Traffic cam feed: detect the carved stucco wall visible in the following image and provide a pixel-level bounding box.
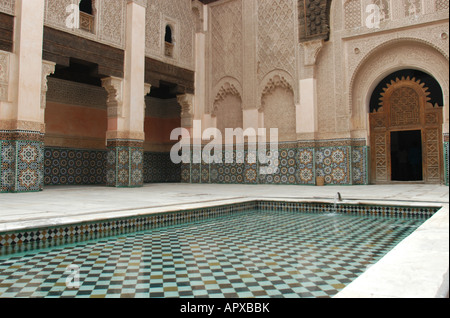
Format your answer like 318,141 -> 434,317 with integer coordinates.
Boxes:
43,0 -> 196,70
6,0 -> 449,140
214,95 -> 243,137
208,0 -> 299,129
257,0 -> 297,83
44,0 -> 126,49
210,0 -> 243,90
0,0 -> 14,15
313,0 -> 449,140
145,0 -> 195,71
263,87 -> 296,142
208,0 -> 243,123
350,39 -> 449,135
342,0 -> 449,29
0,51 -> 9,102
205,0 -> 448,140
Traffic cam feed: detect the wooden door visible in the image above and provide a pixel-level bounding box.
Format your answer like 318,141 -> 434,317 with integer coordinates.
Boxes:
369,77 -> 443,184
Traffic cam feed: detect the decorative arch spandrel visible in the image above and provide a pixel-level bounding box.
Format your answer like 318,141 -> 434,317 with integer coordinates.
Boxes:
369,76 -> 444,184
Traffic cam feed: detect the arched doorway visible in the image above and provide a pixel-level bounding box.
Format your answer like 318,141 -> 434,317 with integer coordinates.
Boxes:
369,70 -> 444,184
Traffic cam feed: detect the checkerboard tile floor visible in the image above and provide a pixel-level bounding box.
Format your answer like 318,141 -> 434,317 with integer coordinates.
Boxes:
0,211 -> 424,298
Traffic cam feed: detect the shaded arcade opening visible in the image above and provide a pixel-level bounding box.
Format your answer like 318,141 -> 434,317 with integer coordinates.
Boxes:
44,59 -> 184,187
44,58 -> 108,186
143,81 -> 182,183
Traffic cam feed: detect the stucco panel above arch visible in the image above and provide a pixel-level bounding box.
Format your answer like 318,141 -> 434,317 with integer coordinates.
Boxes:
210,76 -> 243,116
350,39 -> 449,135
258,70 -> 297,111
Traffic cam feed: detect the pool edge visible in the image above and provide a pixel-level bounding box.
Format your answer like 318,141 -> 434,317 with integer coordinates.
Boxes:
334,204 -> 449,298
0,199 -> 447,298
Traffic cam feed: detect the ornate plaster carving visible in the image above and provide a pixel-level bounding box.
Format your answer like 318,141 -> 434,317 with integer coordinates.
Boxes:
145,0 -> 195,70
211,81 -> 242,116
44,0 -> 126,49
40,60 -> 56,110
191,0 -> 204,33
101,76 -> 124,118
0,51 -> 9,102
0,0 -> 14,15
260,73 -> 295,111
258,0 -> 296,82
210,0 -> 243,86
177,93 -> 194,128
350,39 -> 449,133
300,39 -> 325,66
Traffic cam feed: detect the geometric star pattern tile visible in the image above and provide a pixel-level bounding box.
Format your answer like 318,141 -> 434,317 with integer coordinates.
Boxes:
181,143 -> 370,186
44,148 -> 107,186
0,138 -> 44,193
444,140 -> 449,186
143,152 -> 181,183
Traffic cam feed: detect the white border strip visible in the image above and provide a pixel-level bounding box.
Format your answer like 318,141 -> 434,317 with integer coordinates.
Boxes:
335,204 -> 449,298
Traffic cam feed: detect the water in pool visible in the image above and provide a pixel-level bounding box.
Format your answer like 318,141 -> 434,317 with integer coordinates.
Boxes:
0,211 -> 424,298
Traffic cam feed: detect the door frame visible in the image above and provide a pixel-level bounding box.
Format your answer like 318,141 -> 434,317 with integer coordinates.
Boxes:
369,77 -> 443,184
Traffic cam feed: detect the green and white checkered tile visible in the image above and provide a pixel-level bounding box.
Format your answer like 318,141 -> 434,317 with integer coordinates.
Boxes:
0,211 -> 424,298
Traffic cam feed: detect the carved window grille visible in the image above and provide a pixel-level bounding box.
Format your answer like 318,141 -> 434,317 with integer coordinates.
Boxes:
164,25 -> 174,58
436,0 -> 449,11
79,0 -> 95,34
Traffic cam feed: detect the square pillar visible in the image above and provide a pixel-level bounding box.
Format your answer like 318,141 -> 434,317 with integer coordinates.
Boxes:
0,0 -> 46,193
106,139 -> 144,188
102,0 -> 147,188
1,131 -> 45,193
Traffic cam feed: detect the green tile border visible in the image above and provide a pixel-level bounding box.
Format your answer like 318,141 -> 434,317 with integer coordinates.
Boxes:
0,200 -> 440,257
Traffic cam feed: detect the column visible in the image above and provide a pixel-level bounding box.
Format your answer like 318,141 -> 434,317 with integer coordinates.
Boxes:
0,0 -> 46,193
103,0 -> 147,188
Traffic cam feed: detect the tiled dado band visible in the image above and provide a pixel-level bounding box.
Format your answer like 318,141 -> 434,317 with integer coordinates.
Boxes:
44,148 -> 107,186
106,140 -> 144,188
0,130 -> 45,193
0,201 -> 439,256
44,148 -> 180,186
444,133 -> 449,186
144,152 -> 181,183
182,140 -> 369,186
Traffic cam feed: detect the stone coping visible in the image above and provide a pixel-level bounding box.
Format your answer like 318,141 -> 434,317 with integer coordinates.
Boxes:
0,197 -> 442,233
335,204 -> 449,298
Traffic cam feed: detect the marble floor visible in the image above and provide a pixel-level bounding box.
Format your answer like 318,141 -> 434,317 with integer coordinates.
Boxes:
0,183 -> 448,232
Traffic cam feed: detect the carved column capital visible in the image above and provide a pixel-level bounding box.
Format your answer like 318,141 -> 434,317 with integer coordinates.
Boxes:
144,83 -> 152,96
143,83 -> 151,116
101,76 -> 124,118
177,93 -> 195,128
40,60 -> 56,110
300,39 -> 324,66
